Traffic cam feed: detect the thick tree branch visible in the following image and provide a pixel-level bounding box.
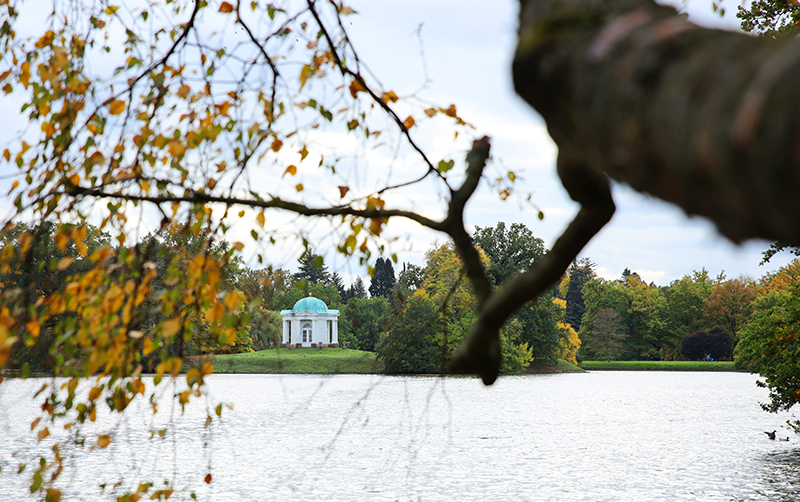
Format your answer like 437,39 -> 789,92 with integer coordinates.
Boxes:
514,0 -> 800,247
451,152 -> 615,385
442,136 -> 494,307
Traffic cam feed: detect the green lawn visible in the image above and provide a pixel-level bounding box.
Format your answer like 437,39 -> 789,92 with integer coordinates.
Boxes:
579,360 -> 742,371
206,347 -> 384,374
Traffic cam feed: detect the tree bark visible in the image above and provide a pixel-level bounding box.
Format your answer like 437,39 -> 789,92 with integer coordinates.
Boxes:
514,0 -> 800,246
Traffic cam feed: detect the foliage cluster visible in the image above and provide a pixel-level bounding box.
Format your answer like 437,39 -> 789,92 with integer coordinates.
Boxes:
577,268 -> 757,362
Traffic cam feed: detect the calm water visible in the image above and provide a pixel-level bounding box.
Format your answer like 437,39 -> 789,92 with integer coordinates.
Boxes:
1,371 -> 798,501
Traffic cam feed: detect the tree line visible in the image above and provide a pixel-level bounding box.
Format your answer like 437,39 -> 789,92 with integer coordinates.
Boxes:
2,221 -> 582,374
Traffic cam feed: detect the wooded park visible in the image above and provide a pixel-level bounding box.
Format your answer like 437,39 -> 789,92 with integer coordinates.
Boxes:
3,0 -> 800,499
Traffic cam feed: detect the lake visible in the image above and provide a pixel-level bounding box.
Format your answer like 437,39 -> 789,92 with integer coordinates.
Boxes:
1,371 -> 798,501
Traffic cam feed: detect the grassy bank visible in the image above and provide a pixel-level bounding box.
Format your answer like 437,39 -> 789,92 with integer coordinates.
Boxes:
525,359 -> 585,373
205,348 -> 383,374
579,360 -> 742,371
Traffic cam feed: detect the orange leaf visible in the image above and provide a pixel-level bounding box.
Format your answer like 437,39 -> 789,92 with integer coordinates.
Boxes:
108,100 -> 125,115
219,1 -> 234,13
271,138 -> 283,152
424,107 -> 437,117
204,473 -> 212,484
338,186 -> 349,198
402,116 -> 415,129
38,427 -> 50,441
381,91 -> 398,104
283,165 -> 297,177
348,78 -> 366,98
96,435 -> 111,448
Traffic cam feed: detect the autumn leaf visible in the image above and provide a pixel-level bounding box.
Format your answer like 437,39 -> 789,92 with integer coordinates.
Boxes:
57,257 -> 75,271
283,165 -> 297,177
271,138 -> 283,152
424,107 -> 437,117
204,473 -> 212,484
338,186 -> 349,198
219,2 -> 234,13
348,78 -> 366,98
108,100 -> 126,115
299,65 -> 314,90
96,435 -> 111,448
381,91 -> 398,104
403,116 -> 415,129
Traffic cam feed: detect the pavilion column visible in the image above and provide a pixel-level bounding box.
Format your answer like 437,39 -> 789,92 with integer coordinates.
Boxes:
282,320 -> 289,344
291,319 -> 299,344
333,319 -> 339,344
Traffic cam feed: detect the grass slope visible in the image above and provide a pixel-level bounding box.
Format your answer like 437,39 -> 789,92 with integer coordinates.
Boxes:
524,359 -> 585,373
207,348 -> 383,374
579,360 -> 741,371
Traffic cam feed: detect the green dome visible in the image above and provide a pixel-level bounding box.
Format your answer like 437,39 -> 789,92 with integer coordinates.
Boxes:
292,296 -> 329,314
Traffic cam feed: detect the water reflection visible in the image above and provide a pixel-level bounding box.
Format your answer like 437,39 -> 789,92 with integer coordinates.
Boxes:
1,372 -> 800,501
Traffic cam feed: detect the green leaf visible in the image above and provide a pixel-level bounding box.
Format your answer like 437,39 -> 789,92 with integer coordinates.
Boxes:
437,159 -> 454,173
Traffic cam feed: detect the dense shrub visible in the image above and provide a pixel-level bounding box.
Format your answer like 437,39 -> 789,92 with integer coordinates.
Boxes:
681,326 -> 734,361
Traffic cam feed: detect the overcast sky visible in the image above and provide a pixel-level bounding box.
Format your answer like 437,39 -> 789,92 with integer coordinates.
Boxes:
326,0 -> 793,286
1,0 -> 791,287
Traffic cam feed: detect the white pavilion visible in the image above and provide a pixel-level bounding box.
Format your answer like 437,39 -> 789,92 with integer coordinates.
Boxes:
280,296 -> 340,348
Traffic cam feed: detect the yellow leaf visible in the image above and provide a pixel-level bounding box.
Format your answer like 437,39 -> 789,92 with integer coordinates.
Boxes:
207,302 -> 225,322
88,386 -> 102,401
295,183 -> 304,192
283,165 -> 297,177
108,99 -> 126,115
348,78 -> 366,98
402,116 -> 415,129
219,1 -> 234,13
256,211 -> 265,227
38,427 -> 50,441
45,488 -> 61,502
177,84 -> 191,98
96,435 -> 111,448
57,257 -> 75,271
223,291 -> 242,311
299,65 -> 314,90
162,318 -> 181,338
381,91 -> 398,104
232,241 -> 244,252
26,320 -> 41,338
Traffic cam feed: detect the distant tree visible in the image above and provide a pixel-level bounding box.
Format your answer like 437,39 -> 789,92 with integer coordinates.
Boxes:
397,262 -> 425,293
473,222 -> 546,285
330,271 -> 346,301
377,290 -> 443,374
344,277 -> 368,303
662,270 -> 714,350
237,267 -> 293,309
343,297 -> 389,352
703,278 -> 757,340
588,309 -> 628,362
565,258 -> 595,331
736,285 -> 800,420
293,248 -> 330,285
681,326 -> 734,361
553,298 -> 581,364
1,222 -> 113,370
368,257 -> 396,299
248,308 -> 283,351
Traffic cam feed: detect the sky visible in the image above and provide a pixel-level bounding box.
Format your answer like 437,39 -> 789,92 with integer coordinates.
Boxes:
323,0 -> 795,286
0,0 -> 793,287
